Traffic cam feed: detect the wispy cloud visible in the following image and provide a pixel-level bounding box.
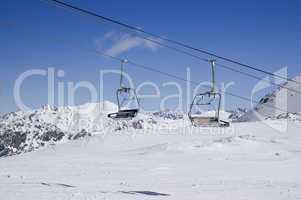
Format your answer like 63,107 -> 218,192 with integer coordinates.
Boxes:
96,31 -> 161,56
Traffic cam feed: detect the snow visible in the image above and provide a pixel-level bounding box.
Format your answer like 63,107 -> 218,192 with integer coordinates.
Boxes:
1,117 -> 301,199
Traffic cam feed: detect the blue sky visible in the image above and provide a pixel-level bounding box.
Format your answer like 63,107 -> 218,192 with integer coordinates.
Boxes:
0,0 -> 301,114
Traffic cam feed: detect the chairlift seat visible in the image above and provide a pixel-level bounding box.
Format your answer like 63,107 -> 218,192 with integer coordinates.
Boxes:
107,108 -> 139,119
188,91 -> 230,127
190,116 -> 229,127
190,116 -> 218,126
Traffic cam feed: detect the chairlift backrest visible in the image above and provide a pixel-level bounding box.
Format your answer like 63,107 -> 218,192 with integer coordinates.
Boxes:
116,87 -> 140,111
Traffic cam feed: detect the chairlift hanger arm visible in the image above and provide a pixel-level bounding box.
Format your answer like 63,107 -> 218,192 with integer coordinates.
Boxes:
209,59 -> 216,93
119,59 -> 128,88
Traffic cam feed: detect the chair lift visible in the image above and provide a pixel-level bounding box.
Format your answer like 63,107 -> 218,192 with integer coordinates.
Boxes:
107,59 -> 140,119
188,60 -> 230,127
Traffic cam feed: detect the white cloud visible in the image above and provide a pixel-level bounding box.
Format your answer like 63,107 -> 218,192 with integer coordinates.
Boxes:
97,31 -> 161,56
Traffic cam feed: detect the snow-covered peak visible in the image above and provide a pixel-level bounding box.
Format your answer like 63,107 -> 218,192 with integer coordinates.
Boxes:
152,109 -> 184,120
228,108 -> 248,121
0,101 -> 189,157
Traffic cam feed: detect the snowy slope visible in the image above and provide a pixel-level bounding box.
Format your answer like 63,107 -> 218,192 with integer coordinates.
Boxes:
239,74 -> 301,121
1,119 -> 301,200
1,99 -> 301,199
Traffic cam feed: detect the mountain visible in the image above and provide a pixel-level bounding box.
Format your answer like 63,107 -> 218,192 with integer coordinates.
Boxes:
239,74 -> 301,121
227,108 -> 248,121
0,102 -> 190,157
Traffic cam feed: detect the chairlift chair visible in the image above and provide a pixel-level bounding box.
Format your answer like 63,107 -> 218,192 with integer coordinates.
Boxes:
108,59 -> 140,119
188,60 -> 230,127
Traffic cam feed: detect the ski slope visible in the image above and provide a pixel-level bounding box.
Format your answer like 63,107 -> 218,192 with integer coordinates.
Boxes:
1,119 -> 301,200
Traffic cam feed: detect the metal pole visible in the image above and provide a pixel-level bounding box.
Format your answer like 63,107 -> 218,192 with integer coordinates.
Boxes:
119,60 -> 124,88
209,59 -> 216,93
119,59 -> 128,88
